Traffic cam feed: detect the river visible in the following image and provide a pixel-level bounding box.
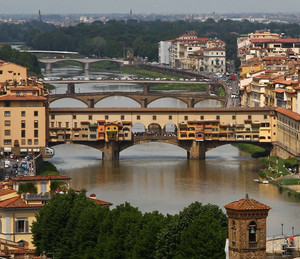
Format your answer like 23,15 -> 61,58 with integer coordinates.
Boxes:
47,66 -> 300,238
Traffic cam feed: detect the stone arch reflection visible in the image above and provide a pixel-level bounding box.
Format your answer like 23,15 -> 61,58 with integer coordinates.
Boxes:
94,96 -> 141,108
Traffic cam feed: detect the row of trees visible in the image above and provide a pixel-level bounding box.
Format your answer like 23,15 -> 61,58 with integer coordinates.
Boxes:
32,191 -> 228,258
2,19 -> 300,61
0,44 -> 42,76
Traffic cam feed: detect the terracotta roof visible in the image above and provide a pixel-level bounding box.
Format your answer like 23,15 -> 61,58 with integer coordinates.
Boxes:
0,189 -> 17,196
0,95 -> 46,101
9,87 -> 39,91
251,38 -> 300,43
90,198 -> 112,206
12,175 -> 71,181
0,196 -> 43,208
224,197 -> 271,211
273,88 -> 286,93
276,107 -> 300,121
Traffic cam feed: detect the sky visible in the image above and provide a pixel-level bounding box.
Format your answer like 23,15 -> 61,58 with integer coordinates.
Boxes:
1,0 -> 300,15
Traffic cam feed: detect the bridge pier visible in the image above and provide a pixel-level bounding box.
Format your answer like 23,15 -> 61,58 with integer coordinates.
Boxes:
187,141 -> 206,160
88,98 -> 95,108
102,141 -> 120,160
45,63 -> 51,73
143,84 -> 150,93
141,98 -> 148,108
67,83 -> 75,94
187,98 -> 195,108
84,63 -> 90,72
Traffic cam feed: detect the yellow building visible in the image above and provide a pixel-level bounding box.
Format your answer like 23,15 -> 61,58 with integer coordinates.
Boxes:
0,61 -> 49,157
0,60 -> 28,86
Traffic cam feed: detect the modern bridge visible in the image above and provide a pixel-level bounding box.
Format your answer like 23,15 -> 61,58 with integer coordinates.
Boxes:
48,107 -> 277,160
38,58 -> 124,72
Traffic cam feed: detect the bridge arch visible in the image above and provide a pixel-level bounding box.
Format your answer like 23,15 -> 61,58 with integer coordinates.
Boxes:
147,97 -> 187,108
132,123 -> 146,136
94,96 -> 141,108
49,97 -> 88,108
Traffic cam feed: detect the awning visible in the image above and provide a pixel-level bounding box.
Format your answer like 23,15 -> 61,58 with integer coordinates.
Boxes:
33,149 -> 40,152
20,149 -> 27,152
4,148 -> 11,152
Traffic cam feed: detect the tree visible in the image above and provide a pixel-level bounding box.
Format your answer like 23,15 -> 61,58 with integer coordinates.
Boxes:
18,182 -> 37,194
155,202 -> 227,259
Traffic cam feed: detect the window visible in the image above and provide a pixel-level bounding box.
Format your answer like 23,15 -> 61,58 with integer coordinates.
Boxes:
105,115 -> 109,120
21,120 -> 25,128
216,115 -> 220,120
73,115 -> 77,119
21,111 -> 25,117
137,115 -> 140,120
51,122 -> 54,128
4,130 -> 10,136
4,139 -> 11,145
34,130 -> 38,138
28,139 -> 32,145
34,111 -> 38,116
89,115 -> 93,120
232,115 -> 236,120
264,115 -> 267,119
21,139 -> 26,145
21,130 -> 26,138
4,111 -> 10,117
169,115 -> 172,120
248,221 -> 257,243
184,116 -> 188,120
4,120 -> 10,126
51,115 -> 55,120
153,115 -> 157,120
121,115 -> 125,120
34,121 -> 38,128
248,115 -> 252,120
15,218 -> 29,233
4,101 -> 10,107
66,122 -> 69,128
201,116 -> 204,120
0,70 -> 2,74
74,122 -> 78,128
34,139 -> 39,145
58,122 -> 62,128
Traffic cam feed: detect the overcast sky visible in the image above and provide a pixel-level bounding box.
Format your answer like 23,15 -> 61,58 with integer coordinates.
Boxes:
1,0 -> 300,15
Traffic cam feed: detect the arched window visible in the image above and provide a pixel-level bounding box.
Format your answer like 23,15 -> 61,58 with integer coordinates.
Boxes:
248,221 -> 257,243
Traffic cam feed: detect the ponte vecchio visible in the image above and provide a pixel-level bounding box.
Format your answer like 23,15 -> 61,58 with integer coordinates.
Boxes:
48,106 -> 292,160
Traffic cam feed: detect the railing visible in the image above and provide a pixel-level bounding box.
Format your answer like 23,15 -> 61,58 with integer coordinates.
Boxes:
23,193 -> 52,200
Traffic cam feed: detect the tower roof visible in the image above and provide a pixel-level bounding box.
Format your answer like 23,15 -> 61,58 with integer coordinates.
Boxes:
224,197 -> 271,211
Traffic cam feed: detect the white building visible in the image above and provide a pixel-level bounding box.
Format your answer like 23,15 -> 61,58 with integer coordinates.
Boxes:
158,41 -> 172,65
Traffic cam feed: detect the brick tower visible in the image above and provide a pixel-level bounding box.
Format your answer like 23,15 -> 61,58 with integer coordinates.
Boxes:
224,194 -> 271,259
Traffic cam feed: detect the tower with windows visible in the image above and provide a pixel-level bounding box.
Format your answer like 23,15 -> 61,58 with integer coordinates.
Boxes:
224,194 -> 271,258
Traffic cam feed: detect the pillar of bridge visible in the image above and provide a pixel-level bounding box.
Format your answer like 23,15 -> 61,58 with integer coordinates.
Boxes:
187,141 -> 206,160
67,83 -> 75,94
141,98 -> 148,108
84,62 -> 89,72
102,141 -> 120,160
45,63 -> 51,73
143,84 -> 150,93
88,98 -> 95,108
187,98 -> 195,108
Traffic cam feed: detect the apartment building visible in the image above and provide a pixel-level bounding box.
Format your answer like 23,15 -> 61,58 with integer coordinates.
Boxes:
0,60 -> 27,86
0,61 -> 49,157
158,33 -> 226,72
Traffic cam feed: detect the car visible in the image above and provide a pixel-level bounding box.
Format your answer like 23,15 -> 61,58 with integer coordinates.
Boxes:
9,154 -> 14,159
13,163 -> 18,169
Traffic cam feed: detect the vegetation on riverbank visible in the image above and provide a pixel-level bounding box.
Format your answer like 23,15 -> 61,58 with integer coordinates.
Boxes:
151,83 -> 206,91
232,143 -> 268,158
36,161 -> 59,176
120,65 -> 177,79
91,61 -> 120,70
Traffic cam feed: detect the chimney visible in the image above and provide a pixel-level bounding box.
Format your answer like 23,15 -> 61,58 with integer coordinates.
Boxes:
90,193 -> 96,200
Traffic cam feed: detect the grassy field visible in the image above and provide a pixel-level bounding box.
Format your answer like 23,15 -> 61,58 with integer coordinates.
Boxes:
151,83 -> 206,91
120,66 -> 179,79
232,143 -> 268,158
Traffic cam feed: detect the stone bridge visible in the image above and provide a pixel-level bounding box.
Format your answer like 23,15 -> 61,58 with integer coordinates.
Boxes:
49,137 -> 273,160
48,88 -> 225,108
38,58 -> 124,72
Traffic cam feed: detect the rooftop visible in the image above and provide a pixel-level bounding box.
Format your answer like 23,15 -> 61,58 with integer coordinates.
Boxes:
224,195 -> 271,211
